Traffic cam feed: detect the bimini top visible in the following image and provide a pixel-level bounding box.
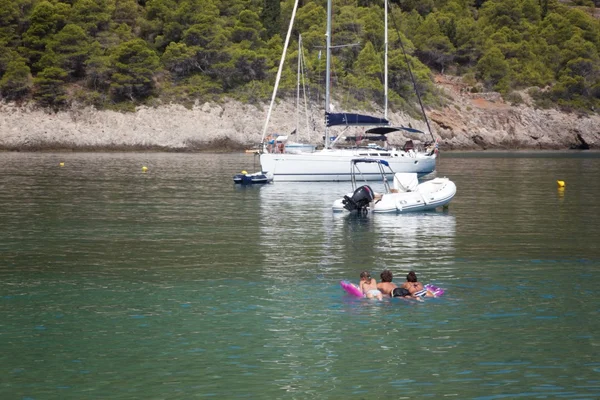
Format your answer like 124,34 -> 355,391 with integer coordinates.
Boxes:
351,158 -> 390,167
326,112 -> 389,127
365,126 -> 425,135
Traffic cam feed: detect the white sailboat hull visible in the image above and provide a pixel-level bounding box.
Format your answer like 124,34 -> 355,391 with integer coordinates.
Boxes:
283,142 -> 316,154
260,148 -> 436,182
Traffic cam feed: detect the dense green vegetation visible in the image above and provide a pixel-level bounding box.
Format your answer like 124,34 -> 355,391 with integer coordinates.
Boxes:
0,0 -> 599,112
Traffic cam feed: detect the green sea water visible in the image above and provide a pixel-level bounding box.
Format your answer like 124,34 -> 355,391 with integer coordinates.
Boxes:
1,151 -> 599,399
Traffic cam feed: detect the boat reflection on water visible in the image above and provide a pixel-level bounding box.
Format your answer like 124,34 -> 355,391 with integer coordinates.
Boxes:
331,211 -> 457,278
258,182 -> 353,276
258,182 -> 457,282
372,212 -> 456,253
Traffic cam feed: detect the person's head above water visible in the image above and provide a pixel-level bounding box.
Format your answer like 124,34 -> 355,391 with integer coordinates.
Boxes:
380,270 -> 393,282
406,271 -> 418,282
360,271 -> 371,281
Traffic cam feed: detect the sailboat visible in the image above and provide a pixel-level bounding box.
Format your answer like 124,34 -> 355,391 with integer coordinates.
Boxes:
258,0 -> 437,182
266,34 -> 317,155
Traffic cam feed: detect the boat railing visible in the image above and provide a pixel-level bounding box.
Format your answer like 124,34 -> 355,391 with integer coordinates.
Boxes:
350,159 -> 393,193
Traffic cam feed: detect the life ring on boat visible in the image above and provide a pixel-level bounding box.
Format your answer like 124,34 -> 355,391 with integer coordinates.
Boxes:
340,280 -> 364,298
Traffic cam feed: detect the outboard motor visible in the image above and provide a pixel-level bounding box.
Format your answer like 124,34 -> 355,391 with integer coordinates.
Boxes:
342,185 -> 374,212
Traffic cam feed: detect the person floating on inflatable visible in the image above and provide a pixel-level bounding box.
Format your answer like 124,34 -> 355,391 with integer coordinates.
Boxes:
359,271 -> 383,300
377,269 -> 411,298
341,270 -> 443,299
402,271 -> 435,298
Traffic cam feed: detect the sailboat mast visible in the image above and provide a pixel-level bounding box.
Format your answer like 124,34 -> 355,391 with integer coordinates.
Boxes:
260,0 -> 300,147
300,40 -> 311,143
325,0 -> 332,149
384,0 -> 388,120
296,34 -> 302,137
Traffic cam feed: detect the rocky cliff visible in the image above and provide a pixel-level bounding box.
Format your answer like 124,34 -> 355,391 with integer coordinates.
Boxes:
1,75 -> 598,151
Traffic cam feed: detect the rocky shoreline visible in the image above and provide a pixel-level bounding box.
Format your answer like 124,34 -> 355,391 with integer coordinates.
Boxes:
1,76 -> 598,152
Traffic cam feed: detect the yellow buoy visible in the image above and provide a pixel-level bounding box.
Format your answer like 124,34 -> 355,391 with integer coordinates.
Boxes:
142,166 -> 148,172
241,170 -> 248,175
59,162 -> 65,167
557,180 -> 565,188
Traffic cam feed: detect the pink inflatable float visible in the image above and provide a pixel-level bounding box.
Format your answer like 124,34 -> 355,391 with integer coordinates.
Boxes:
340,281 -> 444,298
340,280 -> 364,298
424,284 -> 444,297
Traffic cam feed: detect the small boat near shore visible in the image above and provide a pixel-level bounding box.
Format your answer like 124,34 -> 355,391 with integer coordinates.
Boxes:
233,170 -> 274,185
332,159 -> 456,213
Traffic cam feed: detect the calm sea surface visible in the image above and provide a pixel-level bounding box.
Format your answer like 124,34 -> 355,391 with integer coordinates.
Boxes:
1,151 -> 599,399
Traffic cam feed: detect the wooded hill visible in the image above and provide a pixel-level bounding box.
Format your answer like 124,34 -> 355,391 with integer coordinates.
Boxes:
0,0 -> 599,114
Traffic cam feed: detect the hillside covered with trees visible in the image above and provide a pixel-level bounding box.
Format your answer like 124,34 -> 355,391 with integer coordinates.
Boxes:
1,0 -> 599,115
